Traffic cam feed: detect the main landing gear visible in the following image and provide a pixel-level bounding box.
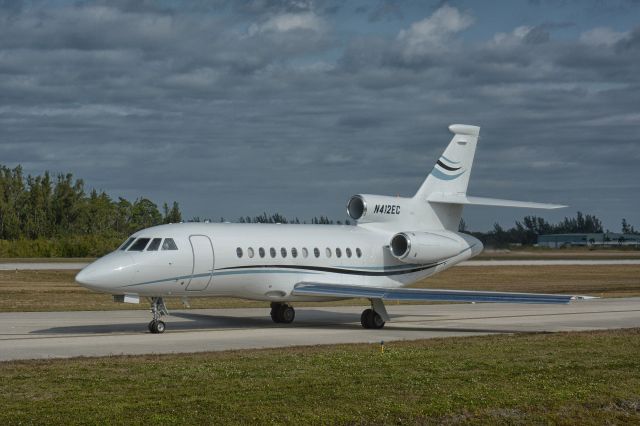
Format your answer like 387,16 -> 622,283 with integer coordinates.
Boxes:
148,297 -> 168,334
270,302 -> 295,324
360,299 -> 389,329
360,309 -> 385,329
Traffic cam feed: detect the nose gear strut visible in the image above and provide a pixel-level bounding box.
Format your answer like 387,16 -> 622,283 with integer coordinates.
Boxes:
148,297 -> 168,333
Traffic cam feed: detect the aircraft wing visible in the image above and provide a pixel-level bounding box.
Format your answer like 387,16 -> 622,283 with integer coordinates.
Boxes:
292,283 -> 593,304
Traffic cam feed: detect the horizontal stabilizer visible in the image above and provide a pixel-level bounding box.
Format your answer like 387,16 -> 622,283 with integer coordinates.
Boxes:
427,193 -> 567,209
293,283 -> 587,304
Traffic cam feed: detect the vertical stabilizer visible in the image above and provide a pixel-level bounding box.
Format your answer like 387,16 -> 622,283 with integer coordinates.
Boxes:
414,124 -> 480,200
412,124 -> 480,231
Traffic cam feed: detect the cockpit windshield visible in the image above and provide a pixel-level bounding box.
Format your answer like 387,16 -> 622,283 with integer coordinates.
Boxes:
147,238 -> 162,251
129,238 -> 151,251
122,237 -> 179,252
162,238 -> 178,250
119,237 -> 136,251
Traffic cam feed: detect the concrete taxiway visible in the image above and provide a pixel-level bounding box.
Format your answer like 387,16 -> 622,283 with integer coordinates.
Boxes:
0,262 -> 89,270
1,298 -> 638,361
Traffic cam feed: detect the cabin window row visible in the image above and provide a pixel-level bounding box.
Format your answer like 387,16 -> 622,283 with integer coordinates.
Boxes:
236,246 -> 363,259
119,237 -> 179,252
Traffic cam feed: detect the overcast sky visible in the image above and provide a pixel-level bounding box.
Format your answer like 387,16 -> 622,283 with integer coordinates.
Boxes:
1,0 -> 639,231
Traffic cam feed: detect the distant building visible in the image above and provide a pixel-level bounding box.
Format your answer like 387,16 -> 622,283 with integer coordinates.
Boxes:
537,233 -> 640,248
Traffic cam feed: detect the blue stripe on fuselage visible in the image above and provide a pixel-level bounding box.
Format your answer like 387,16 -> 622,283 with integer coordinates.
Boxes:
119,263 -> 440,288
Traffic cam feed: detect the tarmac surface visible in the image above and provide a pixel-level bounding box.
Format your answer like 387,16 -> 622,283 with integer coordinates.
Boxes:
0,262 -> 89,270
1,297 -> 639,361
2,259 -> 640,270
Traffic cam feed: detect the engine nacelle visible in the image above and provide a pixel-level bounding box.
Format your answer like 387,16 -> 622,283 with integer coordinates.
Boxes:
390,231 -> 481,264
346,194 -> 412,224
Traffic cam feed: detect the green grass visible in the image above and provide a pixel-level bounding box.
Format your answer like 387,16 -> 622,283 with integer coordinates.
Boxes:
3,264 -> 640,312
2,329 -> 640,424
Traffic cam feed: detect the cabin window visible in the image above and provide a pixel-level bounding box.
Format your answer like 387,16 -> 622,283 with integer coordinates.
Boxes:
313,248 -> 320,258
161,238 -> 178,250
119,237 -> 135,251
248,247 -> 255,258
281,247 -> 287,258
336,248 -> 342,258
129,238 -> 150,251
326,248 -> 332,258
356,248 -> 362,258
259,247 -> 266,258
346,248 -> 352,258
270,247 -> 276,258
147,238 -> 162,251
302,247 -> 309,258
236,247 -> 243,258
291,247 -> 298,258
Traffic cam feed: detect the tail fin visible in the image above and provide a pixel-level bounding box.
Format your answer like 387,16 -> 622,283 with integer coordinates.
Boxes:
411,124 -> 565,232
414,124 -> 480,201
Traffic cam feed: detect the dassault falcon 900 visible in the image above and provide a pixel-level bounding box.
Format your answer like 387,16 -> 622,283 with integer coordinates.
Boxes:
76,124 -> 587,334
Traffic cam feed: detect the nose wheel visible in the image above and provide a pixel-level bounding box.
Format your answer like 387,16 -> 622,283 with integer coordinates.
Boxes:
148,297 -> 168,334
270,302 -> 295,324
148,319 -> 166,334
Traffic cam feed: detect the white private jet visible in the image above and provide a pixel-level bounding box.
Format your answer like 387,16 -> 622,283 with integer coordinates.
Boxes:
76,124 -> 583,334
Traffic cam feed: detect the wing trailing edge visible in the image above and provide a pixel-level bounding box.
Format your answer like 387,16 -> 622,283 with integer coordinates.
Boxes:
292,283 -> 590,304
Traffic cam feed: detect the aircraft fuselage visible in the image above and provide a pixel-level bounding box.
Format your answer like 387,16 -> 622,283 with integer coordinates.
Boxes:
76,222 -> 482,302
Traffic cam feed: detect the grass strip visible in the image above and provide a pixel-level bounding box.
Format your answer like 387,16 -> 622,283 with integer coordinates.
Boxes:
1,329 -> 640,424
1,265 -> 640,312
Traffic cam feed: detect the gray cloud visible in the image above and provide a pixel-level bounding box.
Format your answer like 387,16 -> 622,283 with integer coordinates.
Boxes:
0,1 -> 638,230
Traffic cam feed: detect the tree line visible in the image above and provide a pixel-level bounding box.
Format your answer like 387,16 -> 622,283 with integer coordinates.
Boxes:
0,165 -> 349,256
212,213 -> 350,225
463,212 -> 638,248
1,164 -> 637,256
0,165 -> 182,256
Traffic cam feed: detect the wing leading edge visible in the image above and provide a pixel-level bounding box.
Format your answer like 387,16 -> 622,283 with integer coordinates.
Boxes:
292,283 -> 591,304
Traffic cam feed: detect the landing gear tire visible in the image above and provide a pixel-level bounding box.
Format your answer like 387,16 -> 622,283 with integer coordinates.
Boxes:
148,320 -> 165,334
148,297 -> 168,333
270,303 -> 295,324
361,308 -> 385,329
280,306 -> 295,323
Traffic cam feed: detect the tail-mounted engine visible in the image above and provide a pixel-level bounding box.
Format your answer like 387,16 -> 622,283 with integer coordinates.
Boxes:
347,194 -> 412,224
390,231 -> 480,264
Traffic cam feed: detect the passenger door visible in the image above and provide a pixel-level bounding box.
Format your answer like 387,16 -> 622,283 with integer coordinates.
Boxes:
187,235 -> 214,291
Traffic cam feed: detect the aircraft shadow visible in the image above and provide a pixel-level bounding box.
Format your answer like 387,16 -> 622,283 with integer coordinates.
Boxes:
32,309 -> 523,335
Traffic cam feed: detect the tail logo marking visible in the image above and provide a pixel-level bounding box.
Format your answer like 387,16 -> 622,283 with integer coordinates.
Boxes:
431,156 -> 465,181
436,160 -> 460,172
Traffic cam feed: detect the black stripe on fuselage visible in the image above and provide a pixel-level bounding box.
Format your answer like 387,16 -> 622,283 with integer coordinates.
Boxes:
436,160 -> 461,171
216,263 -> 443,276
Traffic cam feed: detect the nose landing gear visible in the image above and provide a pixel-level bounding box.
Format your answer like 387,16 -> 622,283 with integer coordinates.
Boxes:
270,302 -> 295,324
148,297 -> 168,334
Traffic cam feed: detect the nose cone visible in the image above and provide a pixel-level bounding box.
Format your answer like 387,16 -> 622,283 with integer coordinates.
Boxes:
76,252 -> 136,292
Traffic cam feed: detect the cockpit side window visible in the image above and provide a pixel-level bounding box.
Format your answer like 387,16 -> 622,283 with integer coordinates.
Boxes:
119,237 -> 136,251
162,238 -> 178,250
128,238 -> 150,251
147,238 -> 162,251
